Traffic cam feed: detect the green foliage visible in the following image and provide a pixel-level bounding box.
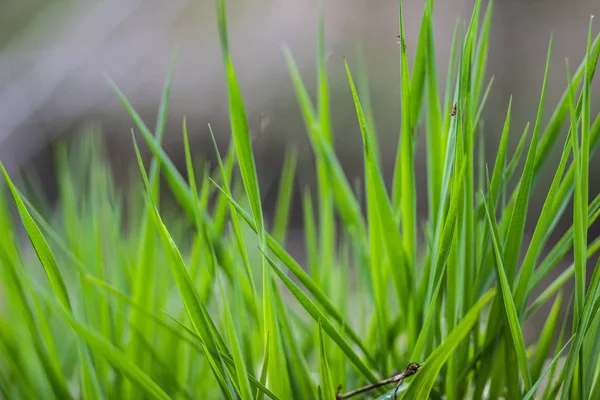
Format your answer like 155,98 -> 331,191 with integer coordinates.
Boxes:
1,1 -> 599,399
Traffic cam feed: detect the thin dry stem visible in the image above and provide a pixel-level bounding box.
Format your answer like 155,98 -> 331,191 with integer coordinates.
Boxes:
335,362 -> 421,400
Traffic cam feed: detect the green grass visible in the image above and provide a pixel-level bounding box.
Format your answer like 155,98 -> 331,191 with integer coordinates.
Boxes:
1,0 -> 599,399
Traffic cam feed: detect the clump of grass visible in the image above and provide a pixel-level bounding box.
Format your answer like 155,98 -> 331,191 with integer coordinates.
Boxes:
1,0 -> 599,399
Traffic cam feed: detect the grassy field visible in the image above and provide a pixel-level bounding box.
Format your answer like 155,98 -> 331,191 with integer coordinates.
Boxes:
1,0 -> 599,398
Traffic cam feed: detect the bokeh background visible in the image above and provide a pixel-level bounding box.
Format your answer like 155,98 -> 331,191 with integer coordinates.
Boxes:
1,0 -> 599,338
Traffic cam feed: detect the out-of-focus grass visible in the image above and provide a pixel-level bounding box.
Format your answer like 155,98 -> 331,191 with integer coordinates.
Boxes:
1,0 -> 600,399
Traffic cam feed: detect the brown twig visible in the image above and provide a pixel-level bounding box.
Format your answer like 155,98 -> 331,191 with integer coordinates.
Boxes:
335,362 -> 421,400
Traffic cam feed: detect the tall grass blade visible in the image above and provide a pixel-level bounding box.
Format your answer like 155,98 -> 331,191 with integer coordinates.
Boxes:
483,192 -> 532,391
531,292 -> 563,381
503,35 -> 553,283
393,0 -> 417,269
0,164 -> 72,312
271,146 -> 298,244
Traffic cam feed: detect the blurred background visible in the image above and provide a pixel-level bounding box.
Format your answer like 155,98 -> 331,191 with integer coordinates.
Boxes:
0,0 -> 599,334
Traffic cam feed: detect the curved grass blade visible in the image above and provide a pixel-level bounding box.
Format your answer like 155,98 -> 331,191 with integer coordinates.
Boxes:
1,164 -> 73,313
522,337 -> 573,400
262,251 -> 379,385
483,193 -> 532,391
503,35 -> 553,283
400,289 -> 495,399
512,124 -> 572,315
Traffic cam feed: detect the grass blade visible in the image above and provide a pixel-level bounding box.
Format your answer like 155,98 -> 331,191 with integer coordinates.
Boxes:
318,321 -> 337,400
503,35 -> 553,283
522,337 -> 573,400
400,289 -> 495,399
263,251 -> 379,385
218,275 -> 253,400
393,0 -> 417,268
271,146 -> 298,244
483,192 -> 532,391
531,292 -> 563,381
1,165 -> 72,312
